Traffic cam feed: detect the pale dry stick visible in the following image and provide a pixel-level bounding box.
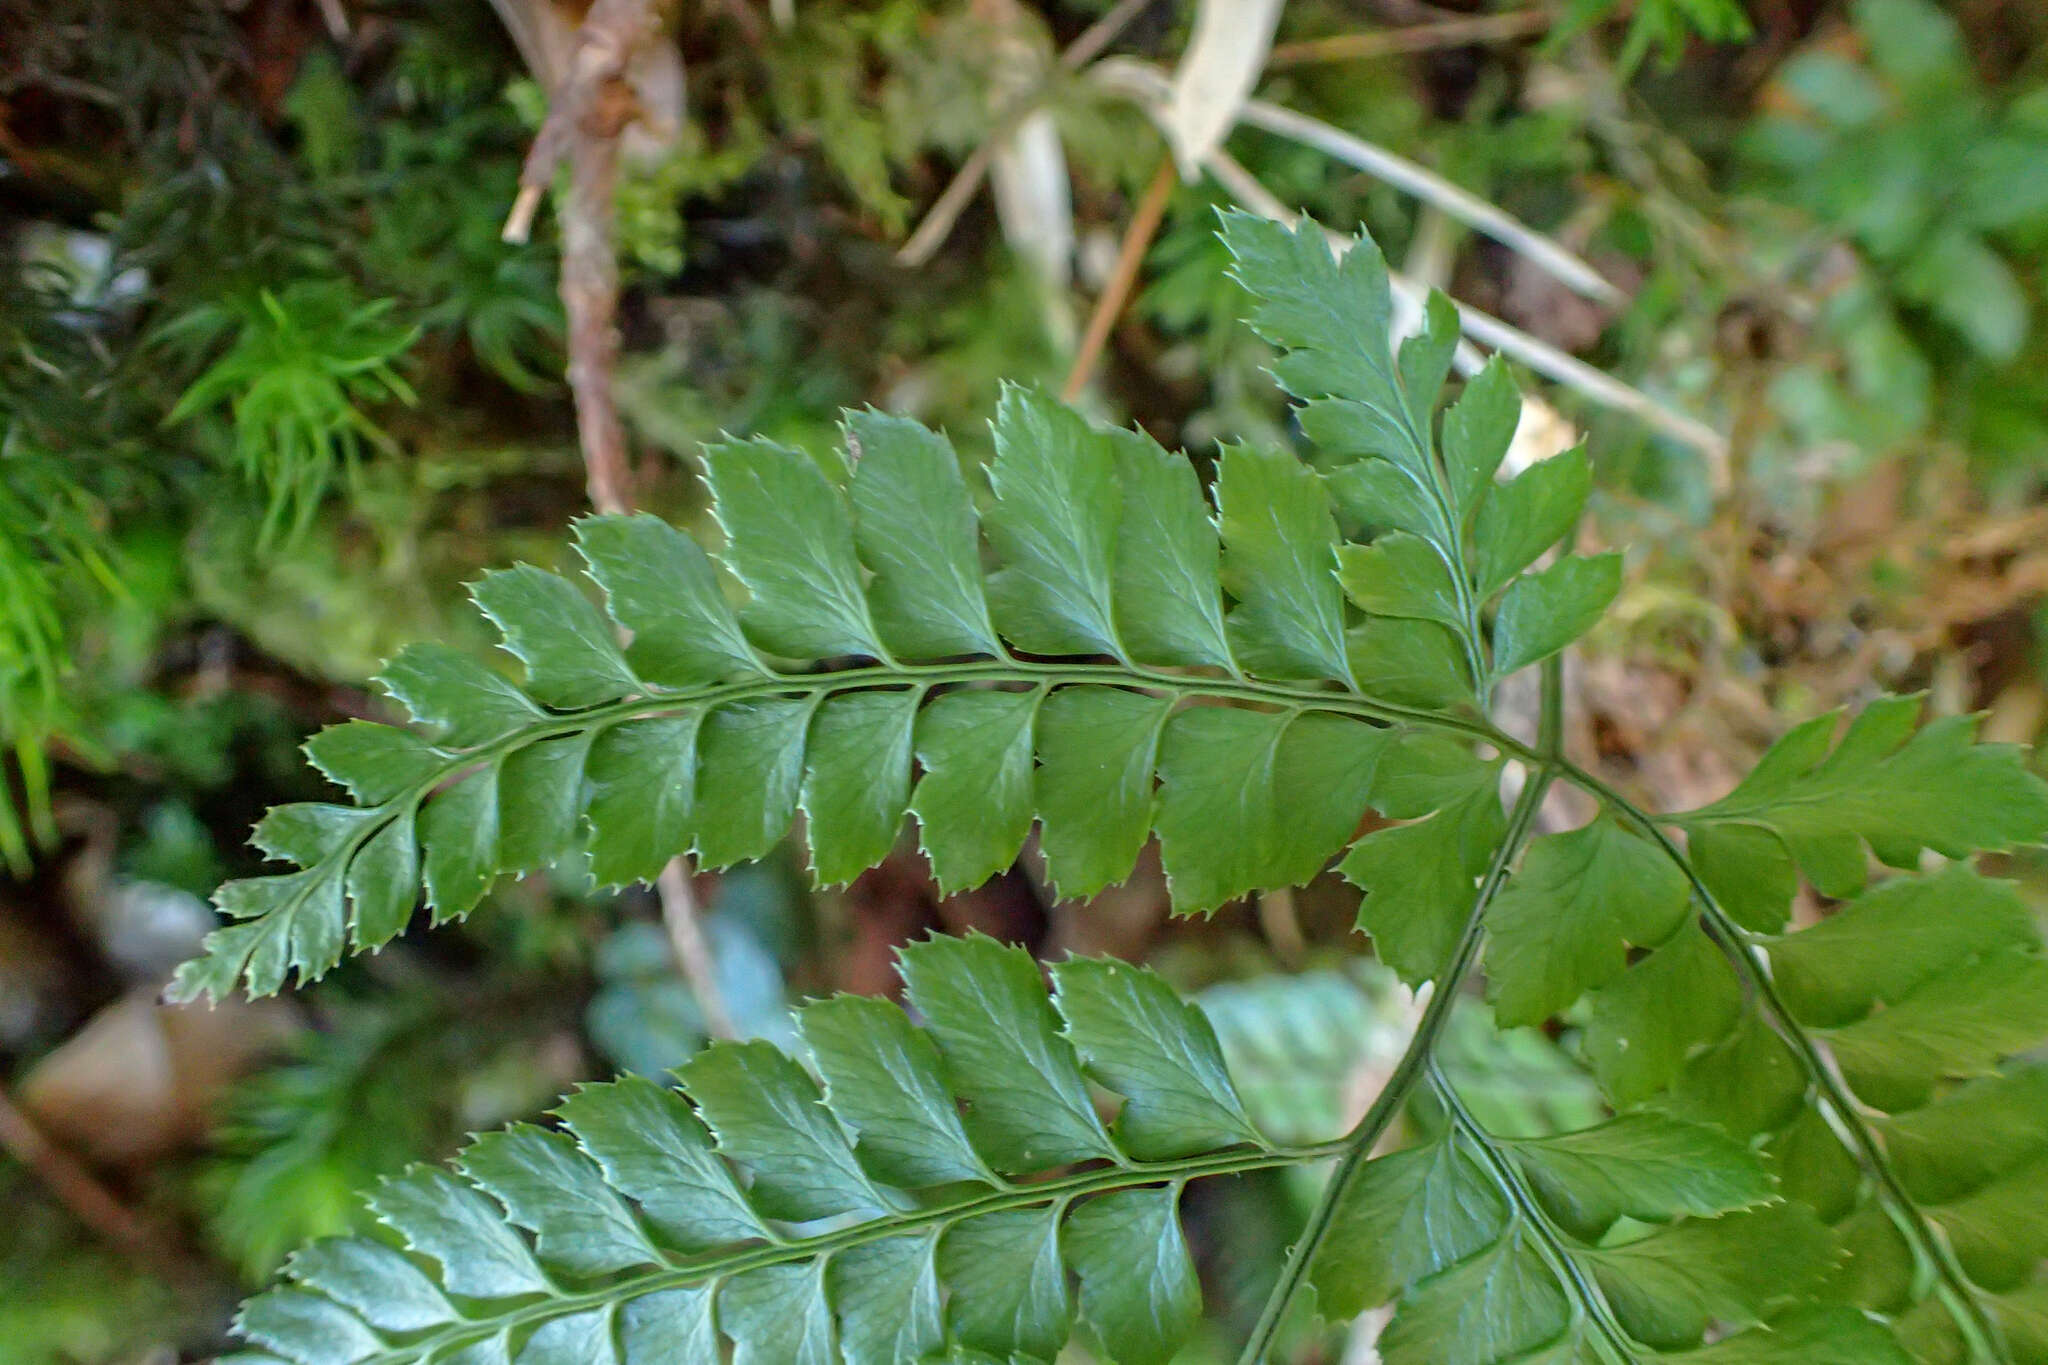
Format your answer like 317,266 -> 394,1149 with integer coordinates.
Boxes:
503,0 -> 662,514
503,0 -> 735,1035
1267,8 -> 1553,67
1200,146 -> 1731,475
1093,59 -> 1619,306
658,861 -> 737,1040
1236,97 -> 1620,305
896,0 -> 1157,267
1060,155 -> 1178,401
0,1079 -> 172,1267
314,0 -> 350,40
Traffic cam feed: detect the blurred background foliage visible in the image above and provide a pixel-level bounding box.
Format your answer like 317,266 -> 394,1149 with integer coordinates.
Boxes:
1,0 -> 2045,1360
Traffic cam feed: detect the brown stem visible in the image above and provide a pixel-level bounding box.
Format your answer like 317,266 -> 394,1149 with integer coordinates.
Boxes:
0,1079 -> 171,1267
562,113 -> 634,515
501,0 -> 663,510
1062,154 -> 1177,402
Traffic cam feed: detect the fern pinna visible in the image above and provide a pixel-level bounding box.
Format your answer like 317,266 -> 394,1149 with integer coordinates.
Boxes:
185,213 -> 2048,1365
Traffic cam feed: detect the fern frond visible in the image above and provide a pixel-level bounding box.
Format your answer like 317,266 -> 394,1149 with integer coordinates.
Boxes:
227,936 -> 1289,1365
193,211 -> 2048,1363
221,937 -> 1890,1365
170,215 -> 1624,1005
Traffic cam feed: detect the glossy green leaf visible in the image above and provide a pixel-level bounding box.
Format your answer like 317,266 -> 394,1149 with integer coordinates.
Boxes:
1053,957 -> 1262,1158
1490,552 -> 1621,678
898,934 -> 1118,1171
1310,1134 -> 1510,1317
1343,788 -> 1504,986
1337,532 -> 1464,629
1106,425 -> 1233,669
457,1126 -> 661,1275
1155,708 -> 1387,913
575,513 -> 761,685
1440,359 -> 1520,518
1216,443 -> 1353,683
1066,1187 -> 1200,1365
1378,1225 -> 1571,1365
1470,448 -> 1591,598
1033,686 -> 1169,898
1508,1115 -> 1773,1238
304,721 -> 445,805
798,994 -> 994,1187
419,763 -> 500,921
377,642 -> 544,748
909,689 -> 1037,893
983,385 -> 1121,656
555,1075 -> 767,1251
689,699 -> 809,868
1586,1204 -> 1835,1348
472,565 -> 639,709
940,1206 -> 1073,1361
1485,817 -> 1692,1025
830,1230 -> 947,1365
800,690 -> 916,886
583,716 -> 699,886
705,437 -> 883,660
846,410 -> 999,659
678,1039 -> 889,1221
1680,699 -> 2048,895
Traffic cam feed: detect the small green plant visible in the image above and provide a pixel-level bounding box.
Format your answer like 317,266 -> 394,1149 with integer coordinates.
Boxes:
189,215 -> 2048,1364
165,280 -> 419,543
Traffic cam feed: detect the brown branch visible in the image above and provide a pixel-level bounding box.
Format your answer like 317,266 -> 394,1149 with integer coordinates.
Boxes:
658,862 -> 736,1040
0,1079 -> 174,1268
502,0 -> 663,514
1061,155 -> 1176,402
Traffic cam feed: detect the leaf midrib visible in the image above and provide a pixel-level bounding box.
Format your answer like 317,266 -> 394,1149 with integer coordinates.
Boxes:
272,656 -> 1522,956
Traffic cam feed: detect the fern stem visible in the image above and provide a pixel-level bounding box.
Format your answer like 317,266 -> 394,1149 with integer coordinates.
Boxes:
1553,758 -> 2012,1365
1235,658 -> 1563,1363
1428,1059 -> 1638,1364
337,656 -> 1529,897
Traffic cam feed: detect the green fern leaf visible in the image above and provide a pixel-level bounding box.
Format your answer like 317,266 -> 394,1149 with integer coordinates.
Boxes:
169,212 -> 1645,1005
219,936 -> 1291,1365
1677,696 -> 2048,897
1484,815 -> 1691,1026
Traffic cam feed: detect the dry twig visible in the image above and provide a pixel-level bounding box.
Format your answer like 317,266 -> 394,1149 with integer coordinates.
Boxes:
1061,156 -> 1177,401
502,0 -> 734,1034
502,0 -> 665,514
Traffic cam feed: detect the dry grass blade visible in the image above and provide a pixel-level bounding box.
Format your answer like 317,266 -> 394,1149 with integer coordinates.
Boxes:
1267,9 -> 1553,67
1062,155 -> 1178,400
896,0 -> 1157,267
1096,59 -> 1621,306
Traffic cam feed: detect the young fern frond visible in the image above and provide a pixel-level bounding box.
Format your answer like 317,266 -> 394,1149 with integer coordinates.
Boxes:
193,213 -> 2048,1364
